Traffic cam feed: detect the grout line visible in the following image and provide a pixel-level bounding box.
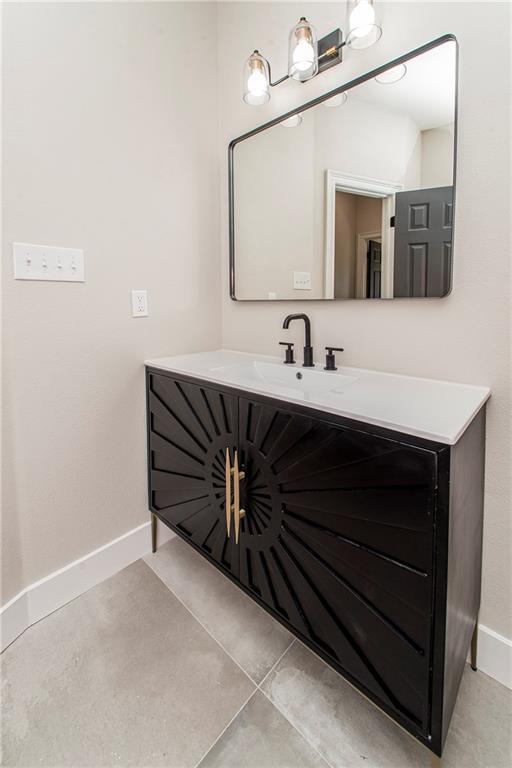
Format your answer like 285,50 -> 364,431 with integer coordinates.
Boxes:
143,559 -> 259,687
258,683 -> 335,768
257,637 -> 296,690
145,556 -> 331,766
194,640 -> 297,768
193,687 -> 259,768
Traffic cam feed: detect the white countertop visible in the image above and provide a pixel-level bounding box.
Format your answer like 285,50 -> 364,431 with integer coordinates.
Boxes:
145,350 -> 490,445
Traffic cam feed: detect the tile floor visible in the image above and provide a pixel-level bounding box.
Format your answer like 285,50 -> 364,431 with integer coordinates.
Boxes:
2,535 -> 511,768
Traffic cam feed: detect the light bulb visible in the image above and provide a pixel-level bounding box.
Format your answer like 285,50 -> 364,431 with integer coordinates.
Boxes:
288,17 -> 318,81
247,69 -> 267,96
346,0 -> 381,49
292,39 -> 315,72
243,51 -> 270,106
349,0 -> 376,38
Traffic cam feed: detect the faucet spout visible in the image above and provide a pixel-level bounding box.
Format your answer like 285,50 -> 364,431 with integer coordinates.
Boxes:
282,314 -> 314,367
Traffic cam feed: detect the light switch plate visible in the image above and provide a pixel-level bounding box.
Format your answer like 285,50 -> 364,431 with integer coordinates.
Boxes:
293,271 -> 311,290
13,242 -> 85,282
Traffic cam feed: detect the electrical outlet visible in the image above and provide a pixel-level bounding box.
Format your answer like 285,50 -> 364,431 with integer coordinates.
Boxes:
131,290 -> 148,317
293,271 -> 311,290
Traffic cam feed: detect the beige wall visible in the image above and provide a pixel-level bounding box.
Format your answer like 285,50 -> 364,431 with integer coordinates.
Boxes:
218,2 -> 511,640
334,192 -> 357,299
421,123 -> 455,188
355,196 -> 382,236
235,112 -> 316,299
1,2 -> 222,602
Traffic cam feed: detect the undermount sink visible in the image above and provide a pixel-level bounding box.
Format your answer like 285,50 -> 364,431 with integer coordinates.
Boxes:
144,349 -> 491,444
209,360 -> 358,400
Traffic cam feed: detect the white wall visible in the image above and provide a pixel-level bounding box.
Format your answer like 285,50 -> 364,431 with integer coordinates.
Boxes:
235,112 -> 316,299
1,2 -> 221,603
421,123 -> 455,187
218,2 -> 511,641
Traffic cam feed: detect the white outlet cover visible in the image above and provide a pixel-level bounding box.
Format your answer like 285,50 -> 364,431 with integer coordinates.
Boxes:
131,290 -> 148,317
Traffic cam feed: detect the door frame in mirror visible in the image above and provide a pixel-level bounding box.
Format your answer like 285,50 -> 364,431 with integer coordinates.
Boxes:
228,34 -> 458,301
324,171 -> 403,299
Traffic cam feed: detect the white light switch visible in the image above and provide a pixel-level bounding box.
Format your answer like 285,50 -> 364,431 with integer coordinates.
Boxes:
131,290 -> 148,317
293,271 -> 311,290
13,242 -> 84,282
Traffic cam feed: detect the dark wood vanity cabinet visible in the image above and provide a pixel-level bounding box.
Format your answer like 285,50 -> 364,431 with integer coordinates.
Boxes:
146,367 -> 485,759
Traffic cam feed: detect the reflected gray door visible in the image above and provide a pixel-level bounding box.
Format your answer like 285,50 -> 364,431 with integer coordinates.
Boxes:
367,240 -> 382,299
394,186 -> 453,297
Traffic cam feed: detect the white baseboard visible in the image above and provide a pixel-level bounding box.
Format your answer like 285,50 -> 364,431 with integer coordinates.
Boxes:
2,527 -> 510,692
1,518 -> 174,652
473,623 -> 512,690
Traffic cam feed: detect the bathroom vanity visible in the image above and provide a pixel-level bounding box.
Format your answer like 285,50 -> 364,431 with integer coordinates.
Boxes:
145,350 -> 489,762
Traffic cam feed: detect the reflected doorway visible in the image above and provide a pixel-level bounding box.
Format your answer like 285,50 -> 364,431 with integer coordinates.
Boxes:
334,192 -> 383,299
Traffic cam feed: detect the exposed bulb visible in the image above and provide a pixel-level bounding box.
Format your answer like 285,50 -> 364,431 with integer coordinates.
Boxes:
247,69 -> 267,96
292,39 -> 315,72
349,0 -> 376,38
288,17 -> 318,81
243,51 -> 270,106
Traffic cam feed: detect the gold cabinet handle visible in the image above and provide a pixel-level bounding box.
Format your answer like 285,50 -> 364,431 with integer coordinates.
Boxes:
225,447 -> 232,538
233,449 -> 245,545
225,447 -> 245,544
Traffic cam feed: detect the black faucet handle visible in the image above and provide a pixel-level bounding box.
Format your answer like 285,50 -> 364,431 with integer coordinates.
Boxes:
279,341 -> 295,365
324,346 -> 344,371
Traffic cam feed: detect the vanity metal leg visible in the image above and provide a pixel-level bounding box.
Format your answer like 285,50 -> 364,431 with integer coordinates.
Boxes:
471,620 -> 478,671
151,513 -> 157,554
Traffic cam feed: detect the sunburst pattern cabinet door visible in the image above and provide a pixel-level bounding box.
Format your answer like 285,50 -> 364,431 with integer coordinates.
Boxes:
147,372 -> 239,578
237,398 -> 437,735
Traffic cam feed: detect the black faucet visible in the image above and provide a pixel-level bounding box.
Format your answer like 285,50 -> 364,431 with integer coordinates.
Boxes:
282,314 -> 314,367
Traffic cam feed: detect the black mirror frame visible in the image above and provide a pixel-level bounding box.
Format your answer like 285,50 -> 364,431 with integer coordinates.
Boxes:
228,34 -> 459,301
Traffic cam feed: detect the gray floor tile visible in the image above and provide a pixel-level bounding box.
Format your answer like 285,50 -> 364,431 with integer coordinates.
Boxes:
145,537 -> 292,683
441,665 -> 512,768
261,639 -> 512,768
1,561 -> 255,768
198,690 -> 328,768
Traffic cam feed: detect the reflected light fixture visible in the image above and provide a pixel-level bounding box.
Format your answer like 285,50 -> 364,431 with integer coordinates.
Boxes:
280,113 -> 303,128
242,9 -> 382,105
323,92 -> 348,107
375,63 -> 407,84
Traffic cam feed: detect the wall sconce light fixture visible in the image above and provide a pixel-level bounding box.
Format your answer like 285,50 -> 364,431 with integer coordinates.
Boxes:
243,2 -> 382,105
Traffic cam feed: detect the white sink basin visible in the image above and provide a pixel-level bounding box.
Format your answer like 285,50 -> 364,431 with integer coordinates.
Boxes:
209,360 -> 358,401
145,349 -> 491,445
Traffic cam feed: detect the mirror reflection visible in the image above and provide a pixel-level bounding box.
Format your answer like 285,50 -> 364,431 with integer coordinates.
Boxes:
231,39 -> 457,300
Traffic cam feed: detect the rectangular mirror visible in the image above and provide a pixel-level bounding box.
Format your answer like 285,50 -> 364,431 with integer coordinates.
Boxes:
229,36 -> 457,300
